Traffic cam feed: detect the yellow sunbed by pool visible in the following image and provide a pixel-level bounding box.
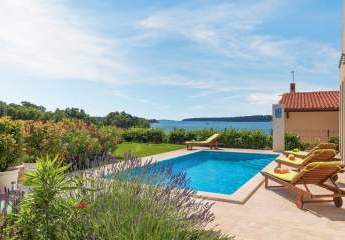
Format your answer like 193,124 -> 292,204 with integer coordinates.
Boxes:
185,133 -> 220,150
276,149 -> 337,169
284,143 -> 337,158
261,161 -> 345,209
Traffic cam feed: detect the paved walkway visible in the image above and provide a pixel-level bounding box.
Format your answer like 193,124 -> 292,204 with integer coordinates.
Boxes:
211,182 -> 345,240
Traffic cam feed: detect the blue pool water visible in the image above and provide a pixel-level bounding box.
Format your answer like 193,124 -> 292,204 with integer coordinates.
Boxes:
112,151 -> 278,195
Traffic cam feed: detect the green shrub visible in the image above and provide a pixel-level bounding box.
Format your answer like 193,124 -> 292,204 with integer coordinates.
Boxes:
3,155 -> 92,239
122,128 -> 164,143
284,132 -> 305,150
62,127 -> 102,162
0,117 -> 23,171
0,134 -> 22,171
167,128 -> 190,143
329,136 -> 339,145
220,129 -> 271,149
22,121 -> 65,163
97,126 -> 123,152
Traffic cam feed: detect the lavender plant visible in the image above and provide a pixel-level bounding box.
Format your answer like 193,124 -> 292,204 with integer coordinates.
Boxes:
87,154 -> 232,239
2,154 -> 233,240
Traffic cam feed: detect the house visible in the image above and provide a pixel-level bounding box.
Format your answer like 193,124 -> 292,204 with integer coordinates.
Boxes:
279,83 -> 339,143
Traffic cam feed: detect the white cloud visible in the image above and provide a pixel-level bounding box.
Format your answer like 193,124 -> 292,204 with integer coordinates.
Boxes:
0,0 -> 128,83
247,93 -> 281,105
138,0 -> 339,77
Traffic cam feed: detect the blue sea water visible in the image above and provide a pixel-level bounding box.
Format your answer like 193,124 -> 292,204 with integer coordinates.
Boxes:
109,151 -> 278,195
151,120 -> 272,134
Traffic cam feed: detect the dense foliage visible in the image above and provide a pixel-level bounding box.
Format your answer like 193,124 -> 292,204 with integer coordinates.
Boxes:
0,118 -> 23,171
123,127 -> 273,149
122,128 -> 165,143
2,155 -> 232,240
284,132 -> 307,151
0,117 -> 122,170
0,101 -> 150,128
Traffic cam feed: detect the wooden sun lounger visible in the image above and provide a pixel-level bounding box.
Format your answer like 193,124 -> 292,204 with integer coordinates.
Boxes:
185,133 -> 220,150
284,143 -> 337,158
261,162 -> 345,209
276,149 -> 337,169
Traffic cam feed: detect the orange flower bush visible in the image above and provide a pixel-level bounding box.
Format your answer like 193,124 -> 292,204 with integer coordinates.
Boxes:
0,117 -> 122,169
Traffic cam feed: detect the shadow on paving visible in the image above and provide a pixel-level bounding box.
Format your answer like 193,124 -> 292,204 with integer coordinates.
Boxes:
266,187 -> 345,222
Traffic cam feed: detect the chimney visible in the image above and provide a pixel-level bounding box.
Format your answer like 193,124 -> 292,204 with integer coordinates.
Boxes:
290,82 -> 296,93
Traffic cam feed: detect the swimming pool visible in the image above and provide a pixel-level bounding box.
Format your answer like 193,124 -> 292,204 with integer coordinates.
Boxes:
111,151 -> 278,195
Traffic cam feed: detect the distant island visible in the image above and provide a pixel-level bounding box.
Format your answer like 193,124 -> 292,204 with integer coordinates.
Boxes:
182,115 -> 272,122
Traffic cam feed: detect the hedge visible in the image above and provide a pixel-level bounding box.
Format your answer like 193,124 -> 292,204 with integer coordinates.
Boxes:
121,127 -> 273,149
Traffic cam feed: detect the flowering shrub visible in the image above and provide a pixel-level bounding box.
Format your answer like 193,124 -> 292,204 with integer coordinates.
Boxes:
22,121 -> 66,163
96,126 -> 123,151
2,155 -> 232,240
0,117 -> 23,171
0,117 -> 122,169
0,134 -> 22,171
2,156 -> 94,239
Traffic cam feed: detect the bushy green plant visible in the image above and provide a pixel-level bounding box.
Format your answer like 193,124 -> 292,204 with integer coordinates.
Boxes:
284,132 -> 305,150
0,134 -> 22,171
0,117 -> 23,171
62,127 -> 102,163
97,126 -> 123,151
22,121 -> 66,163
329,136 -> 339,146
122,128 -> 164,143
3,155 -> 92,239
219,128 -> 271,149
167,128 -> 189,143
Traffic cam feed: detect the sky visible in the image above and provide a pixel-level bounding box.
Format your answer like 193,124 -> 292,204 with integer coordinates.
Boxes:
0,0 -> 343,120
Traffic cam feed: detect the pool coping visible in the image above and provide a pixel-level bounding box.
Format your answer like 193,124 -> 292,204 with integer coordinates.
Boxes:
141,148 -> 281,204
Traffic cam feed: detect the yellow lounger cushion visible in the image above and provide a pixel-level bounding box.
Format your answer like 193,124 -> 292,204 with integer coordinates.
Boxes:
284,150 -> 309,157
264,169 -> 298,182
276,156 -> 305,165
277,149 -> 337,167
185,133 -> 220,144
303,161 -> 341,170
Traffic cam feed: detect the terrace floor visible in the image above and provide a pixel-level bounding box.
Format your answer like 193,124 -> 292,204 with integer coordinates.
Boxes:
145,147 -> 345,240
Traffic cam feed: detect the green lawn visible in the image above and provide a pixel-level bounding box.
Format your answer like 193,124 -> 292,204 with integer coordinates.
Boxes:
113,142 -> 185,159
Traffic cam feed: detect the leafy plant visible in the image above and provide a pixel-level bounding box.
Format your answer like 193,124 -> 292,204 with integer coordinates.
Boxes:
22,121 -> 66,163
122,128 -> 165,143
284,132 -> 305,150
0,117 -> 23,171
4,156 -> 76,239
0,134 -> 22,171
329,136 -> 339,145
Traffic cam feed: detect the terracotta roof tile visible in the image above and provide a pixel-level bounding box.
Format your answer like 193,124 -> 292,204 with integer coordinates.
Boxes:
279,91 -> 339,111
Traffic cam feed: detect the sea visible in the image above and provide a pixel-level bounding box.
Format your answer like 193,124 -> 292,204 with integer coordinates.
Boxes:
151,120 -> 272,135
